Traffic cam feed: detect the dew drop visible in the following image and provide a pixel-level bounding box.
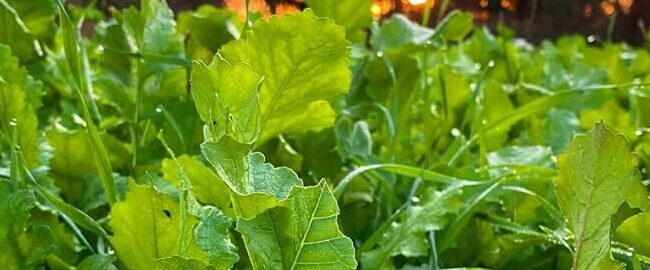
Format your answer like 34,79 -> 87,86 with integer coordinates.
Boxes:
9,118 -> 18,126
488,60 -> 495,67
635,130 -> 643,136
411,197 -> 420,203
376,51 -> 384,58
451,128 -> 461,137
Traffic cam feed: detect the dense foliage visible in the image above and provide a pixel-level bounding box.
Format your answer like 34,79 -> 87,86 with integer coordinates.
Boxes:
1,0 -> 650,269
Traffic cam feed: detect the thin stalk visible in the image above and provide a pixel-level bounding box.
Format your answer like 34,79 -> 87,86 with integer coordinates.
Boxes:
421,0 -> 435,26
57,0 -> 118,205
436,0 -> 452,23
132,60 -> 144,170
606,11 -> 618,42
241,0 -> 251,36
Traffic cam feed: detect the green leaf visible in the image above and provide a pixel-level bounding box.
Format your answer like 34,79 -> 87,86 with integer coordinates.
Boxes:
361,186 -> 463,269
77,254 -> 118,270
219,9 -> 350,143
554,123 -> 637,270
0,181 -> 55,269
0,43 -> 42,168
155,256 -> 211,270
162,155 -> 233,215
370,14 -> 433,50
194,206 -> 239,269
237,181 -> 357,270
543,109 -> 580,153
109,183 -> 208,270
616,212 -> 650,257
191,56 -> 262,144
304,0 -> 371,42
0,0 -> 57,61
201,137 -> 303,218
435,11 -> 474,42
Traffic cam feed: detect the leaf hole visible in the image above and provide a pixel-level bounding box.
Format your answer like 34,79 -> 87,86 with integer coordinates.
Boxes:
163,210 -> 172,218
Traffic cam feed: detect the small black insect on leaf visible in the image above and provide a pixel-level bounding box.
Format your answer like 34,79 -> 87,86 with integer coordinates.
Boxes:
163,210 -> 172,218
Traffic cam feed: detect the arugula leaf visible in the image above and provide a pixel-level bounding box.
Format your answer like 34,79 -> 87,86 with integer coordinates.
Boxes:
0,43 -> 42,168
237,181 -> 357,270
194,206 -> 239,269
304,0 -> 371,42
109,183 -> 208,270
201,137 -> 303,218
0,181 -> 55,269
370,14 -> 433,50
191,56 -> 262,144
554,123 -> 637,270
616,212 -> 650,257
162,155 -> 233,215
219,9 -> 350,143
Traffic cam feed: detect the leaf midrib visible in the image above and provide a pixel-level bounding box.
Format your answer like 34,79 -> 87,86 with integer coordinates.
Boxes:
288,184 -> 325,270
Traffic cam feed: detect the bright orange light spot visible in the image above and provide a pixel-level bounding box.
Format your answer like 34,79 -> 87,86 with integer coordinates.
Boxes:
371,0 -> 393,19
409,0 -> 428,5
479,0 -> 489,8
225,0 -> 269,19
600,1 -> 615,16
371,2 -> 382,18
275,3 -> 299,15
618,0 -> 633,14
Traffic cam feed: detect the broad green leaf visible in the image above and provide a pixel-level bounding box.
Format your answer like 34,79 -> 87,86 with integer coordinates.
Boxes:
616,212 -> 650,257
162,155 -> 233,215
237,181 -> 357,270
361,186 -> 463,269
110,183 -> 208,270
194,206 -> 239,269
625,174 -> 650,211
219,9 -> 350,143
370,14 -> 433,50
304,0 -> 371,42
0,43 -> 43,109
554,123 -> 637,270
0,43 -> 42,168
580,100 -> 635,139
480,81 -> 514,150
544,109 -> 580,153
0,82 -> 39,168
191,56 -> 262,144
436,11 -> 474,42
0,181 -> 55,269
201,137 -> 302,218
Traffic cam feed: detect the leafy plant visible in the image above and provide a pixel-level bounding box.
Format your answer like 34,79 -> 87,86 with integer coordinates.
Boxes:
0,0 -> 650,269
